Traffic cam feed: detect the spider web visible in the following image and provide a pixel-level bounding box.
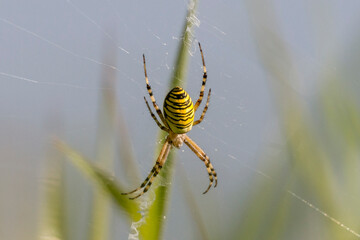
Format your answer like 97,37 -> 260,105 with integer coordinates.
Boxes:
1,0 -> 360,240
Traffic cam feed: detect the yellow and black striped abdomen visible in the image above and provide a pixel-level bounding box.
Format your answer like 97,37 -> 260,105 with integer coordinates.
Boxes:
163,87 -> 194,134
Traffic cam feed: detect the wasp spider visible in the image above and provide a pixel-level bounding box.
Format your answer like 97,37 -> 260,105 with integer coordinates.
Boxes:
122,43 -> 217,200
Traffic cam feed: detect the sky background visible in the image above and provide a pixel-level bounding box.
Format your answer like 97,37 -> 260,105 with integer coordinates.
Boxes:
1,0 -> 360,239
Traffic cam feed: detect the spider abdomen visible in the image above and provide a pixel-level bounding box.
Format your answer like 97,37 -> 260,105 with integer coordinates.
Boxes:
163,86 -> 194,134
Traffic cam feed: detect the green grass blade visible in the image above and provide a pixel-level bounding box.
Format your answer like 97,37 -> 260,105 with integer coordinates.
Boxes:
90,50 -> 117,240
139,1 -> 199,239
170,0 -> 199,89
222,1 -> 360,239
38,150 -> 67,240
55,140 -> 140,221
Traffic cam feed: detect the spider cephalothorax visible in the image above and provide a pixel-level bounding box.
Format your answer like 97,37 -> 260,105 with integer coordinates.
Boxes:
122,43 -> 217,200
168,132 -> 186,148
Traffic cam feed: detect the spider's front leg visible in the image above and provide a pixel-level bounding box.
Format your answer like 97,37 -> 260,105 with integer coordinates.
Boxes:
184,135 -> 217,194
122,139 -> 172,200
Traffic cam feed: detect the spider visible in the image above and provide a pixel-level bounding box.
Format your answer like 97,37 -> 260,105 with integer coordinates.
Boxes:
122,42 -> 217,200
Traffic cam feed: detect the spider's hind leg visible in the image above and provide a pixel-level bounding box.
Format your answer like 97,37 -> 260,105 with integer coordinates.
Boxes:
143,54 -> 169,128
194,42 -> 208,112
193,88 -> 211,126
144,96 -> 169,132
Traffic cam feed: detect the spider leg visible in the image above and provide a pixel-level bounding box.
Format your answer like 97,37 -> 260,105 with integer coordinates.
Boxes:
194,42 -> 208,112
121,161 -> 161,196
144,97 -> 169,132
129,141 -> 172,200
143,54 -> 169,128
184,135 -> 217,194
122,140 -> 171,199
193,88 -> 211,126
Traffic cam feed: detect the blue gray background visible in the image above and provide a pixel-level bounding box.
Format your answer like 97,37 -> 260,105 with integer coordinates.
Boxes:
1,0 -> 360,239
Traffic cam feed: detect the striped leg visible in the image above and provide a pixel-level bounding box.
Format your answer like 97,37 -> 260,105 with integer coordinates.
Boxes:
144,97 -> 169,132
121,141 -> 169,195
143,54 -> 169,128
194,42 -> 208,112
128,141 -> 172,200
121,162 -> 161,196
193,88 -> 211,126
184,135 -> 217,194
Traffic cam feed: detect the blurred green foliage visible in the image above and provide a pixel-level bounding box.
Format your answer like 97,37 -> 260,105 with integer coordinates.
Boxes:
41,1 -> 201,240
38,1 -> 360,240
